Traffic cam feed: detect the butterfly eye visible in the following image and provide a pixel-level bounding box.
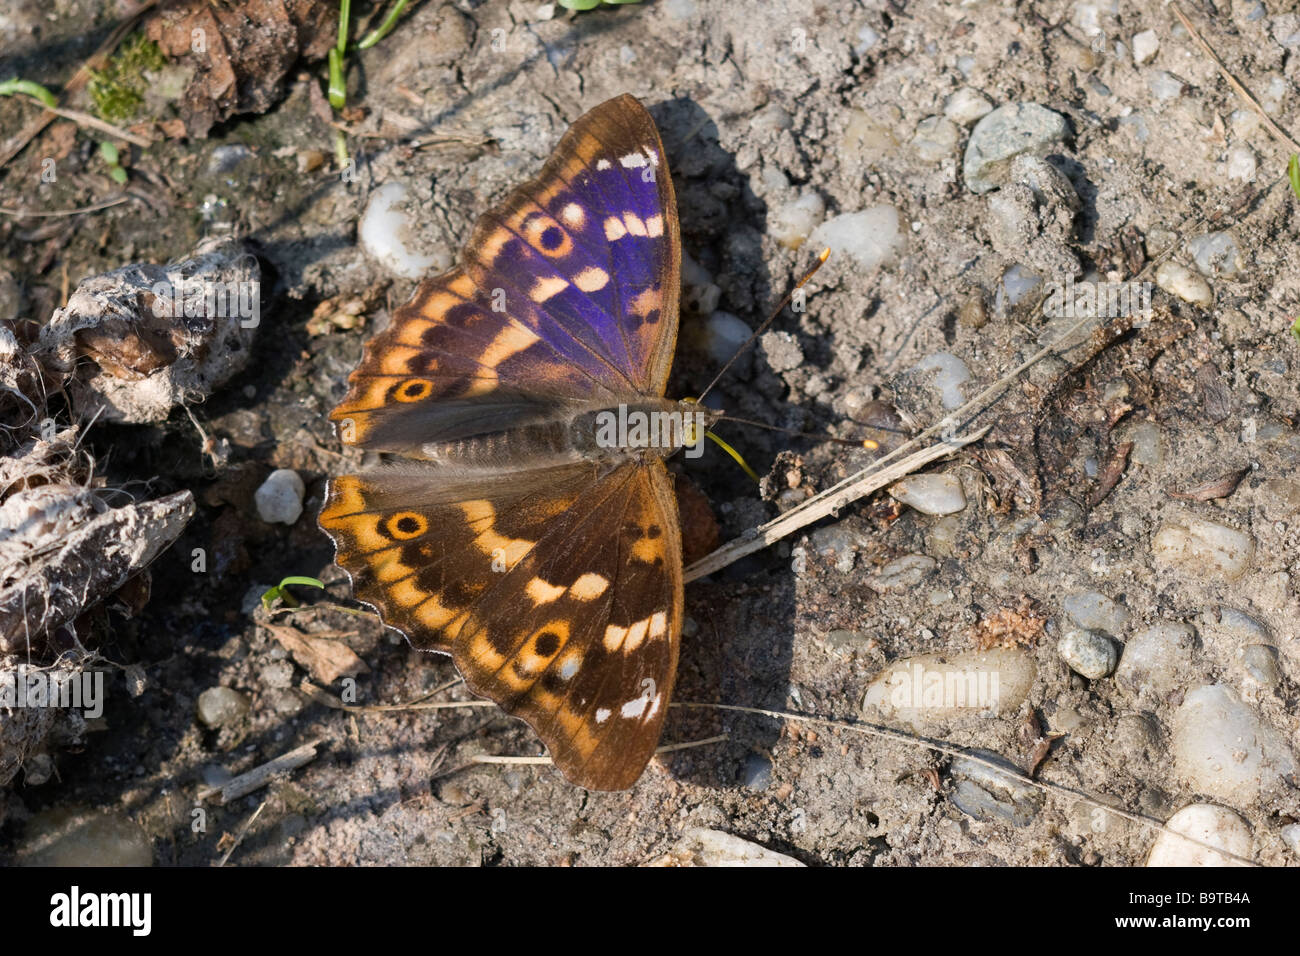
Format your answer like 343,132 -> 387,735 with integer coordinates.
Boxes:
394,378 -> 433,402
385,512 -> 428,540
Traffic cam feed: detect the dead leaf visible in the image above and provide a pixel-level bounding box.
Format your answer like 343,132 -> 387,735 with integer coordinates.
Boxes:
1168,467 -> 1250,502
1026,737 -> 1052,777
265,623 -> 369,684
1089,440 -> 1133,507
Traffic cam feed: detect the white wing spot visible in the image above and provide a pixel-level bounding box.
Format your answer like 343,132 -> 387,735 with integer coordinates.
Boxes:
596,158 -> 612,170
560,202 -> 585,226
622,617 -> 651,653
525,577 -> 566,604
595,708 -> 611,724
648,611 -> 668,640
574,267 -> 610,292
618,151 -> 648,169
621,696 -> 649,719
646,694 -> 663,719
623,213 -> 647,237
645,214 -> 664,237
569,572 -> 611,601
529,275 -> 569,302
602,624 -> 628,652
603,216 -> 628,241
558,655 -> 581,681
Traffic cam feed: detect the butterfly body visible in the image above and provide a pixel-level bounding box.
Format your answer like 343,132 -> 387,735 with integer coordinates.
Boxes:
411,395 -> 715,471
321,95 -> 706,790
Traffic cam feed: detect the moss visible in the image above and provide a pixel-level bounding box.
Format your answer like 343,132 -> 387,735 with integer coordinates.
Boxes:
87,34 -> 166,123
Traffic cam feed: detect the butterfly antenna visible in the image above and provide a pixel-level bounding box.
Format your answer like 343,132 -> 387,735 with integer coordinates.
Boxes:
695,248 -> 831,403
715,414 -> 882,450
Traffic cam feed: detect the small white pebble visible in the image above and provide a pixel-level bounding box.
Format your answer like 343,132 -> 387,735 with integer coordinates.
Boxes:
943,87 -> 994,126
1132,29 -> 1159,64
1154,260 -> 1212,307
255,469 -> 306,525
888,473 -> 967,515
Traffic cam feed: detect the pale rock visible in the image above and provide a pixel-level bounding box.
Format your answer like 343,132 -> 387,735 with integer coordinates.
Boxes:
197,686 -> 250,728
1059,627 -> 1117,679
1187,232 -> 1243,277
1153,515 -> 1254,580
700,311 -> 751,365
1132,29 -> 1159,64
255,469 -> 305,525
1226,145 -> 1256,182
359,182 -> 446,280
912,351 -> 972,409
1148,70 -> 1186,100
1147,804 -> 1252,866
943,87 -> 994,126
912,116 -> 960,161
962,103 -> 1069,194
1171,684 -> 1296,805
862,647 -> 1035,730
808,206 -> 903,269
888,473 -> 967,515
1154,261 -> 1212,306
870,554 -> 937,591
16,807 -> 153,866
1063,590 -> 1130,634
669,829 -> 805,867
1116,622 -> 1199,695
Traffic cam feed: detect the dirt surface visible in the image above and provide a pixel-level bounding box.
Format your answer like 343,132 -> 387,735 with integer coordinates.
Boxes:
1,0 -> 1299,866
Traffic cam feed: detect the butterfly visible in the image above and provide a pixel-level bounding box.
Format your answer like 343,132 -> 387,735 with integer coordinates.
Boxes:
319,94 -> 719,790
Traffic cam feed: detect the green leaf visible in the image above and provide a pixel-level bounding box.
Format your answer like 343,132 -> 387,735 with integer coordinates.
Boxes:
1291,315 -> 1300,344
559,0 -> 603,9
109,166 -> 128,184
0,78 -> 59,108
261,575 -> 326,610
1289,154 -> 1300,199
99,140 -> 119,165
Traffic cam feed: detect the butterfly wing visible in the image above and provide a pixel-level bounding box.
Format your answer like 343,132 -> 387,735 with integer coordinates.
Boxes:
320,459 -> 682,790
320,463 -> 596,654
461,93 -> 681,396
330,94 -> 680,454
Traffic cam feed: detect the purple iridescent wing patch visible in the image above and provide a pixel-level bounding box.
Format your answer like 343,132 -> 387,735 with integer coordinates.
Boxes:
330,94 -> 680,451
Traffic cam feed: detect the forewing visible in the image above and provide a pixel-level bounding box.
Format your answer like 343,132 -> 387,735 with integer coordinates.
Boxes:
461,93 -> 681,397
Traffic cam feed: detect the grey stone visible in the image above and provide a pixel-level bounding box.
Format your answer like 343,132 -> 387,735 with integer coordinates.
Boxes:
963,103 -> 1070,194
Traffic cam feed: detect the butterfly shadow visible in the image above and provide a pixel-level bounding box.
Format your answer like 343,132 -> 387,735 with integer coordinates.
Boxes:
642,96 -> 804,793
